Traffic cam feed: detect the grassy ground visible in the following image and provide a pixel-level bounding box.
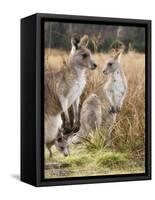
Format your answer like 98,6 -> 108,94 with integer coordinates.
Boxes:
44,49 -> 145,179
45,143 -> 145,179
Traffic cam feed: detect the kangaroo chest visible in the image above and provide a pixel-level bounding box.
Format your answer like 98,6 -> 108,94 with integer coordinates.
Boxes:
106,71 -> 126,101
67,74 -> 86,107
112,79 -> 125,94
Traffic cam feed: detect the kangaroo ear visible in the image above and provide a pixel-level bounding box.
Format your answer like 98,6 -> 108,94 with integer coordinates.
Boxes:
109,48 -> 116,57
79,35 -> 89,47
114,51 -> 122,63
58,128 -> 64,133
71,34 -> 80,49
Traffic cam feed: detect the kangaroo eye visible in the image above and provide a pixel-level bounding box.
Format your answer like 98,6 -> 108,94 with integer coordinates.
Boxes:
82,53 -> 88,58
57,137 -> 62,142
108,62 -> 113,67
60,146 -> 64,150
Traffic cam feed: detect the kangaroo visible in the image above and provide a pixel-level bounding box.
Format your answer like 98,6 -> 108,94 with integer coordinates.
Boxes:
46,128 -> 70,158
72,93 -> 102,144
45,34 -> 97,157
102,50 -> 127,146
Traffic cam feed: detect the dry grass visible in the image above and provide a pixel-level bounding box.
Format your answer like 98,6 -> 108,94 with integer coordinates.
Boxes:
44,49 -> 145,178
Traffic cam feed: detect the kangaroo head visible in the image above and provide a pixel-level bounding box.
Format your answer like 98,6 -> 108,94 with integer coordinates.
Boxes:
103,51 -> 122,75
85,93 -> 101,106
55,129 -> 70,157
69,34 -> 97,70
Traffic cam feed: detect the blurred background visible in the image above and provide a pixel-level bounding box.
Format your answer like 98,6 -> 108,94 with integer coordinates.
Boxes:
44,22 -> 145,53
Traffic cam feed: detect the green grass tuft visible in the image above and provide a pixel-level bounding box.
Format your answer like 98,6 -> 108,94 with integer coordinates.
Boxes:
97,151 -> 127,168
61,154 -> 91,166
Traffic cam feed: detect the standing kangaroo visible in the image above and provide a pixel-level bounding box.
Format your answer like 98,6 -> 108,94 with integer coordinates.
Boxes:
102,50 -> 127,146
72,93 -> 102,144
45,34 -> 97,157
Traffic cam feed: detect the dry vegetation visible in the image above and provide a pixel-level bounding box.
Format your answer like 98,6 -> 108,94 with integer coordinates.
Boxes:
44,49 -> 145,178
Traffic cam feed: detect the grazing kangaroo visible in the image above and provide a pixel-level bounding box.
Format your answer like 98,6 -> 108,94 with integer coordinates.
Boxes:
46,128 -> 70,158
102,50 -> 127,146
45,34 -> 97,157
72,93 -> 102,144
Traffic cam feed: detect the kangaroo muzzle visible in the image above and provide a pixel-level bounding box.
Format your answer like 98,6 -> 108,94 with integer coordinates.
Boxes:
103,69 -> 108,75
89,62 -> 97,70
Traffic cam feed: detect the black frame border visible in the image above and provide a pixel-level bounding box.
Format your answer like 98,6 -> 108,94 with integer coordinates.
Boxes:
35,13 -> 151,187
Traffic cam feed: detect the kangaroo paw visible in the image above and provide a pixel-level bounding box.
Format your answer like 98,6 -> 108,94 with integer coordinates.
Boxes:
109,106 -> 116,114
63,127 -> 73,134
73,125 -> 80,133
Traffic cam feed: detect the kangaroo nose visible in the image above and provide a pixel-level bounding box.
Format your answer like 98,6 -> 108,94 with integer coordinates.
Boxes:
103,70 -> 107,74
91,63 -> 97,70
93,63 -> 97,68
